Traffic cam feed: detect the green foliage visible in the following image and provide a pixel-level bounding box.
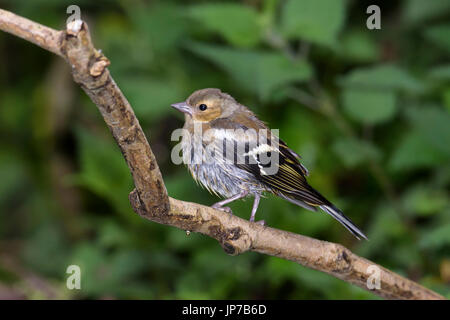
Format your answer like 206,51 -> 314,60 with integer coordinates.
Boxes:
338,29 -> 379,63
0,0 -> 449,300
339,65 -> 424,92
429,64 -> 450,80
186,42 -> 312,101
403,0 -> 450,25
120,76 -> 186,121
403,184 -> 448,216
389,106 -> 450,172
187,3 -> 262,48
339,65 -> 425,124
72,128 -> 133,215
332,137 -> 380,168
389,131 -> 446,171
342,88 -> 397,124
423,23 -> 450,53
281,0 -> 346,46
419,222 -> 450,250
406,107 -> 450,157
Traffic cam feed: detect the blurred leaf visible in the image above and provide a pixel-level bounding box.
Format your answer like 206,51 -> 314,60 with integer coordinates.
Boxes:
264,257 -> 298,287
290,206 -> 332,236
70,244 -> 106,295
419,224 -> 450,250
341,88 -> 397,124
187,3 -> 261,47
147,249 -> 182,271
339,65 -> 424,93
332,137 -> 381,167
23,223 -> 69,275
428,64 -> 450,80
393,242 -> 423,268
389,131 -> 447,172
358,205 -> 407,257
280,106 -> 324,167
120,76 -> 184,121
175,271 -> 211,299
109,250 -> 148,286
73,128 -> 132,213
166,228 -> 205,251
98,220 -> 132,249
406,106 -> 450,156
443,88 -> 450,112
97,13 -> 153,72
192,248 -> 251,280
0,152 -> 27,207
71,244 -> 149,297
186,42 -> 312,100
129,3 -> 188,55
403,0 -> 450,25
164,173 -> 205,203
423,23 -> 450,53
281,0 -> 346,46
338,29 -> 378,63
403,184 -> 448,216
0,91 -> 28,131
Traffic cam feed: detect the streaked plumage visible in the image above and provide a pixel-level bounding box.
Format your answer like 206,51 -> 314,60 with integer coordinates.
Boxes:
172,88 -> 367,240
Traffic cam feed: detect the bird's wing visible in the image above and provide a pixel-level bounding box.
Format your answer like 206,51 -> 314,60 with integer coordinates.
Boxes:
236,142 -> 324,206
210,109 -> 307,172
208,116 -> 321,204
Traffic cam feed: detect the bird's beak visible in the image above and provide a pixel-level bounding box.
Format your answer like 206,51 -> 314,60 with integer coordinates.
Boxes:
171,101 -> 192,116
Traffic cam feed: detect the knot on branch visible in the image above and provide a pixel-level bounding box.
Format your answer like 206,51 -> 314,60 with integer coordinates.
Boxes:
62,20 -> 110,89
129,189 -> 147,217
129,189 -> 170,221
208,224 -> 252,256
90,58 -> 110,77
329,244 -> 354,275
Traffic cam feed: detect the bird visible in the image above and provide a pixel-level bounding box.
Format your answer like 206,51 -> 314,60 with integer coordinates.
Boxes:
171,88 -> 367,240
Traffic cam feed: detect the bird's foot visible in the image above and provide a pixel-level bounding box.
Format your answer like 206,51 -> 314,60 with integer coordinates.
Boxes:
254,219 -> 266,226
212,204 -> 233,214
249,215 -> 266,226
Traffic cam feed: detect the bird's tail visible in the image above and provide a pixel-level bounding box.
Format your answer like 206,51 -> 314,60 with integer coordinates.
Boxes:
282,187 -> 368,240
319,204 -> 368,240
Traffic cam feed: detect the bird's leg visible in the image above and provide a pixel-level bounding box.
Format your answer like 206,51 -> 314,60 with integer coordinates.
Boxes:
212,190 -> 249,214
250,193 -> 265,225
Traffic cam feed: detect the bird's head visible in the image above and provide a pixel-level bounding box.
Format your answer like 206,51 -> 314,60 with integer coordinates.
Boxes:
171,88 -> 239,123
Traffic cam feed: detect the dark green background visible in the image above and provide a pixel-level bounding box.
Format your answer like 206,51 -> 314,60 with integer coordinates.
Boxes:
0,0 -> 449,299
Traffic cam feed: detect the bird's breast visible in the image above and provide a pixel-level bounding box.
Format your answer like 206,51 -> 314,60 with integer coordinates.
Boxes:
180,132 -> 266,198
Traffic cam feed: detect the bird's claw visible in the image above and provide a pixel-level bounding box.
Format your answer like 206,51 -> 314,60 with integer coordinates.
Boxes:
212,205 -> 233,214
254,220 -> 266,226
249,216 -> 266,226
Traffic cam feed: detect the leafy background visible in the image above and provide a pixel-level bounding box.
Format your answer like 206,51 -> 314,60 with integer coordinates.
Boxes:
0,0 -> 449,299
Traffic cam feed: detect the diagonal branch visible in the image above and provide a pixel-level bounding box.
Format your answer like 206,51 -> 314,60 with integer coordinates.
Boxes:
0,9 -> 444,300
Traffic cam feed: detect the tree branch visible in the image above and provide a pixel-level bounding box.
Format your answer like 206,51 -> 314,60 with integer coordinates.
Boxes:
0,9 -> 444,300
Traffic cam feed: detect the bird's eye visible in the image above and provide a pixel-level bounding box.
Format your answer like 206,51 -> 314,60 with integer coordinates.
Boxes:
199,104 -> 208,111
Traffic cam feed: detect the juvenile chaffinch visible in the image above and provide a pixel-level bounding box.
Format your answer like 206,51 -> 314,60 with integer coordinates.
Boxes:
172,88 -> 367,240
